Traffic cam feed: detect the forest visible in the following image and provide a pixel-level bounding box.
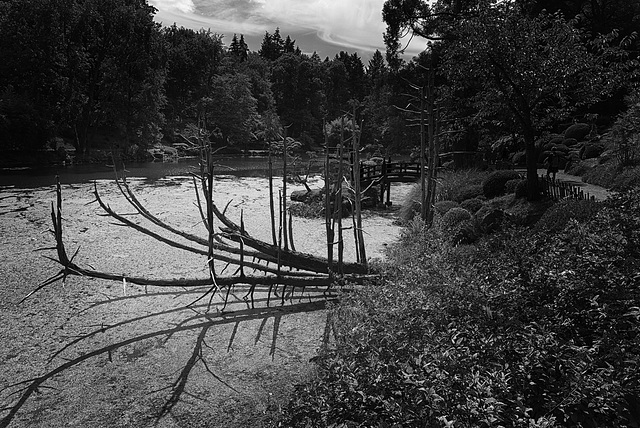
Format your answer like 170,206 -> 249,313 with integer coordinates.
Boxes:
1,0 -> 638,172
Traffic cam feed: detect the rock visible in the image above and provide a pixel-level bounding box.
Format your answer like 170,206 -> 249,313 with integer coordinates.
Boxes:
290,188 -> 323,203
564,123 -> 591,141
563,137 -> 578,147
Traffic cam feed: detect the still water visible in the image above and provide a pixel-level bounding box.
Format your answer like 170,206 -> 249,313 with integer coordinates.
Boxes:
0,156 -> 314,188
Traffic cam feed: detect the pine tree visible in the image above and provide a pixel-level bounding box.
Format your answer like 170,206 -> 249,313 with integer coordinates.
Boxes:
283,35 -> 296,54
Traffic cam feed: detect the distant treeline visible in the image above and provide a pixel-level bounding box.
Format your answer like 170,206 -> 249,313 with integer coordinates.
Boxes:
0,0 -> 415,161
1,0 -> 638,166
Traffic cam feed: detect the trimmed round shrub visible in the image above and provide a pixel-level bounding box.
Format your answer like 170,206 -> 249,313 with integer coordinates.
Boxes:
566,161 -> 591,177
460,197 -> 484,213
582,143 -> 604,159
451,184 -> 484,203
549,135 -> 565,146
451,219 -> 479,245
434,200 -> 460,216
440,207 -> 472,233
482,170 -> 522,198
536,199 -> 601,232
505,178 -> 521,194
564,122 -> 591,141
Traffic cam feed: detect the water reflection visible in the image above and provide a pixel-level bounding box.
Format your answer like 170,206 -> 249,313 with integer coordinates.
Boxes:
0,156 -> 321,188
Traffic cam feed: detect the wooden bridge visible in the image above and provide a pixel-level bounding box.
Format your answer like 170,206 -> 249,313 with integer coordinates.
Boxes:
358,160 -> 425,204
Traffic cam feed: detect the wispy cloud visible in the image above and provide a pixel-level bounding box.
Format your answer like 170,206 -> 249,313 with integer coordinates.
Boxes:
150,0 -> 196,14
150,0 -> 426,57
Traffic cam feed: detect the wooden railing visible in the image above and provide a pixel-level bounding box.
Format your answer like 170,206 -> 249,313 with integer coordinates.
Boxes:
539,175 -> 595,201
359,160 -> 425,185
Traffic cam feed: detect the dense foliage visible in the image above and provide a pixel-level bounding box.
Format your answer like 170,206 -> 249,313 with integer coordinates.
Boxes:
2,0 -> 639,176
275,189 -> 640,427
383,0 -> 639,199
0,0 -> 417,162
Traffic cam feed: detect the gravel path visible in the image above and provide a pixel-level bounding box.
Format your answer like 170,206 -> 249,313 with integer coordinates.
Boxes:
547,170 -> 611,201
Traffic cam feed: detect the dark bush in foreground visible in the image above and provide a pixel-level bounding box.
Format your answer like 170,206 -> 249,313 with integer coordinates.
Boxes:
536,198 -> 601,232
275,190 -> 640,428
482,170 -> 522,198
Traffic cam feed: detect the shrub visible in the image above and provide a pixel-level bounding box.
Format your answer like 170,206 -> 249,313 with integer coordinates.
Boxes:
611,165 -> 640,191
450,218 -> 479,245
288,201 -> 323,218
564,122 -> 591,141
276,190 -> 640,428
451,184 -> 484,203
482,170 -> 521,198
439,206 -> 472,233
582,163 -> 618,188
504,178 -> 521,194
434,200 -> 460,216
565,161 -> 591,177
460,197 -> 484,213
514,179 -> 528,198
581,143 -> 604,159
437,169 -> 487,202
604,88 -> 640,167
535,198 -> 601,232
397,184 -> 422,222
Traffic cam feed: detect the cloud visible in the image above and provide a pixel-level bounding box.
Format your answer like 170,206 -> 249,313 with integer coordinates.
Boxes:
253,0 -> 387,50
151,0 -> 427,57
149,0 -> 196,14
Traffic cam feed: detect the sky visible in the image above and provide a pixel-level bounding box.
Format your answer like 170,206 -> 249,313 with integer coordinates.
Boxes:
149,0 -> 428,62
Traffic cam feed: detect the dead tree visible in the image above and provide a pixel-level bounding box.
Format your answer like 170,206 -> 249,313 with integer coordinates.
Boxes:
0,122 -> 376,428
26,126 -> 371,314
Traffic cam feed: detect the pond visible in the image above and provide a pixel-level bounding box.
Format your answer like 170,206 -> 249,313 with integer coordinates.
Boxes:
0,156 -> 413,427
0,156 -> 321,188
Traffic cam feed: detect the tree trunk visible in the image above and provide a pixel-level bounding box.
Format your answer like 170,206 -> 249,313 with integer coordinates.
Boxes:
524,127 -> 539,201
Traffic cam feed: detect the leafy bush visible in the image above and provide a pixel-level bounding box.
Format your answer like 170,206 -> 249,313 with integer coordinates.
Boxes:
582,163 -> 618,188
275,189 -> 640,428
434,200 -> 460,216
398,170 -> 488,222
604,88 -> 640,167
535,199 -> 601,232
452,184 -> 484,203
505,178 -> 521,193
514,179 -> 528,198
482,170 -> 522,198
565,161 -> 592,177
460,197 -> 484,213
288,201 -> 323,218
563,122 -> 591,141
437,169 -> 487,202
439,206 -> 472,233
611,165 -> 640,191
